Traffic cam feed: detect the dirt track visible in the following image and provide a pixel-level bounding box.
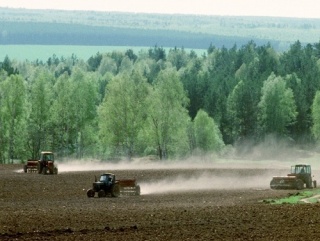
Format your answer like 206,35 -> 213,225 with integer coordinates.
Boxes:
1,163 -> 320,240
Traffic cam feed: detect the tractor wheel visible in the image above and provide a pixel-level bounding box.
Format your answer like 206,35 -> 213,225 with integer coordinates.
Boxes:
314,180 -> 317,188
42,167 -> 47,175
87,189 -> 95,198
23,165 -> 27,173
306,177 -> 313,189
37,163 -> 42,174
111,184 -> 120,197
270,179 -> 277,189
296,179 -> 304,190
53,167 -> 58,175
98,190 -> 106,198
135,185 -> 141,196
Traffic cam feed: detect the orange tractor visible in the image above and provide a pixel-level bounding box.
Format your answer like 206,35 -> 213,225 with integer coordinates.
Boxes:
270,164 -> 316,190
24,151 -> 58,174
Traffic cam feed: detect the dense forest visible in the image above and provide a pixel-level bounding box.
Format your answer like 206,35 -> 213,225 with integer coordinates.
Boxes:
0,21 -> 243,49
1,39 -> 320,163
1,8 -> 320,51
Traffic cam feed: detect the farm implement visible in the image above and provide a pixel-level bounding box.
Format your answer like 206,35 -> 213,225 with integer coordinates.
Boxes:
270,164 -> 316,190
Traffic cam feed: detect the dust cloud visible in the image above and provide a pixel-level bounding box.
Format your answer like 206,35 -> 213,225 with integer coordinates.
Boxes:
57,159 -> 217,173
57,158 -> 285,195
17,137 -> 320,195
52,143 -> 320,195
140,172 -> 272,195
57,158 -> 287,173
15,136 -> 320,195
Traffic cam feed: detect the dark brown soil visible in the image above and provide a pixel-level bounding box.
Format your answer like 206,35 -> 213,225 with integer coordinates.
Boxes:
1,163 -> 320,240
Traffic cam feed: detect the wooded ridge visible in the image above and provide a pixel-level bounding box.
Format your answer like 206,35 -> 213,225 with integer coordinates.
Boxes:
1,8 -> 320,50
1,8 -> 320,163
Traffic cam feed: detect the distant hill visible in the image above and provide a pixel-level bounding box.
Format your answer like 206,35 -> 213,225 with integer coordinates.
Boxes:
1,8 -> 320,51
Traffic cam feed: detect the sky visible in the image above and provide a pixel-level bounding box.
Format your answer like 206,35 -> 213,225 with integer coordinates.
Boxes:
0,0 -> 320,19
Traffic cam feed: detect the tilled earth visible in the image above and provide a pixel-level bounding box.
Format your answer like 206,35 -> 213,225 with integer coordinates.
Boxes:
1,163 -> 320,240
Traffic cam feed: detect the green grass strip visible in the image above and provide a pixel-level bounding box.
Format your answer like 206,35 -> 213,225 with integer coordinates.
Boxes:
262,189 -> 320,204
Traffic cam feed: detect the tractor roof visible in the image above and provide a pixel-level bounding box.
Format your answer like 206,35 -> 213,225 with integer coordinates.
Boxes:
291,164 -> 311,168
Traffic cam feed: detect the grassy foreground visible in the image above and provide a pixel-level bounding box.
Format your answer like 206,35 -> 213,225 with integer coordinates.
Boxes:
263,188 -> 320,204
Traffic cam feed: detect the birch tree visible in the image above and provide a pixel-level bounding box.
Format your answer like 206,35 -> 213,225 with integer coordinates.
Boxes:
98,71 -> 150,159
0,74 -> 27,162
258,73 -> 297,137
146,68 -> 190,159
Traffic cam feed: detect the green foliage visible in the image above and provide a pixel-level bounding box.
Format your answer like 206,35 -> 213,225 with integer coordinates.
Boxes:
258,73 -> 297,137
49,68 -> 99,158
193,109 -> 224,153
26,67 -> 54,158
148,46 -> 166,62
263,190 -> 320,204
119,57 -> 134,74
0,74 -> 27,163
146,68 -> 190,159
168,47 -> 189,70
2,39 -> 320,161
180,57 -> 204,119
227,79 -> 257,141
312,91 -> 320,140
97,55 -> 117,76
125,49 -> 138,62
279,41 -> 320,141
0,56 -> 19,76
50,72 -> 75,156
87,52 -> 102,72
70,69 -> 99,158
98,71 -> 150,159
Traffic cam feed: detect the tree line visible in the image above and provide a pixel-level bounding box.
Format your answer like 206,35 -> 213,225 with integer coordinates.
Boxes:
1,40 -> 320,163
2,7 -> 320,46
0,21 -> 279,50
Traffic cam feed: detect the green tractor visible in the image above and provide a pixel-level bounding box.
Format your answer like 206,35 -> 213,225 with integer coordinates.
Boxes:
87,173 -> 141,198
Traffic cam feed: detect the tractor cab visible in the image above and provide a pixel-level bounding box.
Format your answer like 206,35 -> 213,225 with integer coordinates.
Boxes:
89,173 -> 120,197
99,173 -> 115,185
291,164 -> 311,174
87,173 -> 140,198
270,164 -> 316,190
287,164 -> 313,188
41,152 -> 54,162
92,173 -> 116,193
38,151 -> 57,174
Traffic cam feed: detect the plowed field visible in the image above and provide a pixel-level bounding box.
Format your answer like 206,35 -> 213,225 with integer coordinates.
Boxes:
1,162 -> 320,240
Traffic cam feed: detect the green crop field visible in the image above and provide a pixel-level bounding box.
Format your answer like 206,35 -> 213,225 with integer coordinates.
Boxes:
0,45 -> 207,62
0,45 -> 145,62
